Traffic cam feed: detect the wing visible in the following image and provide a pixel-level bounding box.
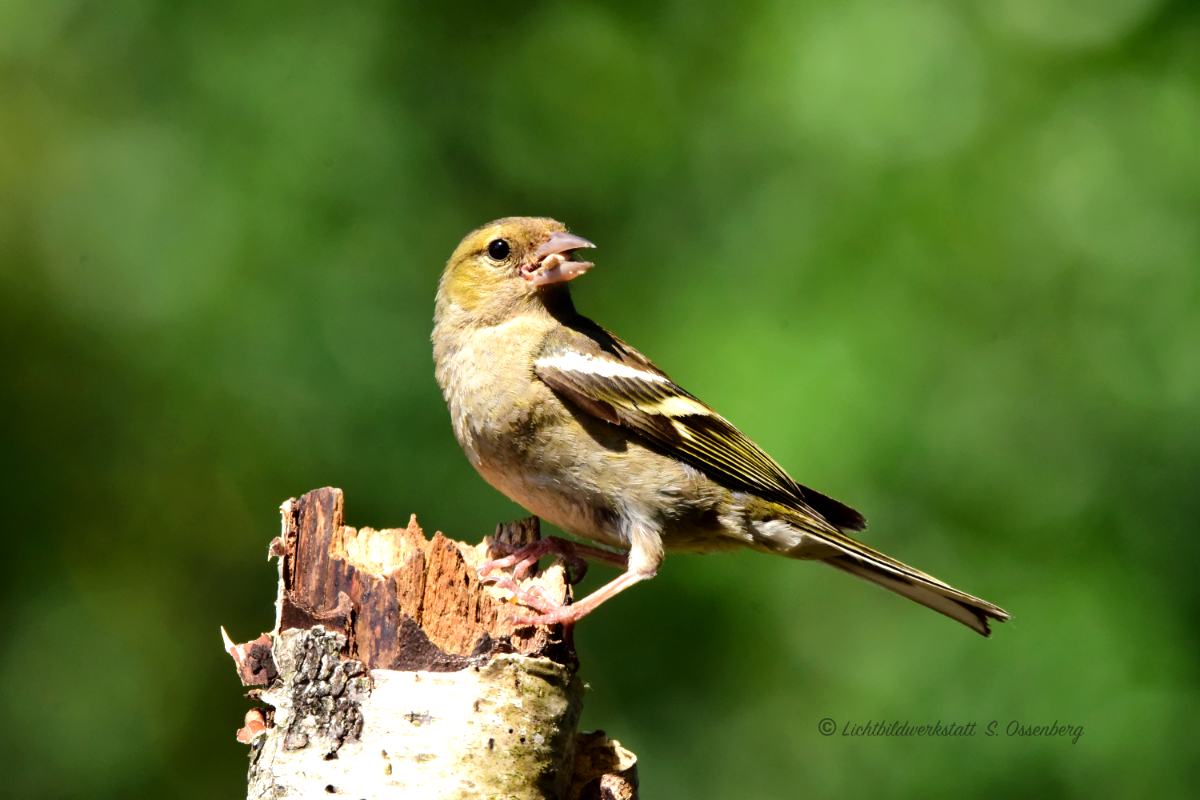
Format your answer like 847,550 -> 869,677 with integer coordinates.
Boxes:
534,316 -> 866,532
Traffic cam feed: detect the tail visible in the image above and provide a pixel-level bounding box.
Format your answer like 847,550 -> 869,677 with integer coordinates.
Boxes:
811,528 -> 1010,637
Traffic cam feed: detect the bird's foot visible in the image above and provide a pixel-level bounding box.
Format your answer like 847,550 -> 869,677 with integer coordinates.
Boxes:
508,605 -> 588,628
479,536 -> 637,626
481,536 -> 594,584
481,535 -> 630,585
477,573 -> 561,615
509,568 -> 652,629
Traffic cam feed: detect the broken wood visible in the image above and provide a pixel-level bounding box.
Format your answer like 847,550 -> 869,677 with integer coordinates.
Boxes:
224,487 -> 637,800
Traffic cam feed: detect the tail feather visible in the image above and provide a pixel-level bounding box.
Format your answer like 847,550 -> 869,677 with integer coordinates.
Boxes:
815,529 -> 1010,637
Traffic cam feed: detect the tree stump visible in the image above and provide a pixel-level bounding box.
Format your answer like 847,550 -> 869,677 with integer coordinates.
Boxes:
224,487 -> 637,799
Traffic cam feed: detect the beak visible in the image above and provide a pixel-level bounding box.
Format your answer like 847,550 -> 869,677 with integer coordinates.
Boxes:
523,232 -> 596,287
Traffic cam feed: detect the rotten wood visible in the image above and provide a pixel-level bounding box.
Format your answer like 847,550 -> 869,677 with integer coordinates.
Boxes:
225,487 -> 638,800
278,488 -> 573,669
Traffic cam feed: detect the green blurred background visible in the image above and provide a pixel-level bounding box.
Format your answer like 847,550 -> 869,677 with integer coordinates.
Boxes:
2,0 -> 1198,797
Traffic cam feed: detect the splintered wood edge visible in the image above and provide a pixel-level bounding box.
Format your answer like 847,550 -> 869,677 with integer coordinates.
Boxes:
268,488 -> 574,669
569,731 -> 639,800
311,505 -> 569,612
225,490 -> 638,800
331,514 -> 428,575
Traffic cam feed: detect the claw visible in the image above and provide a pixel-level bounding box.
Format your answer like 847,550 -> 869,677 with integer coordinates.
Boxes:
479,573 -> 559,615
477,535 -> 637,626
480,536 -> 610,585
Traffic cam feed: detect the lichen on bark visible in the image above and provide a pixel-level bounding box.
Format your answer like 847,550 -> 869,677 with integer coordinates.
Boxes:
227,488 -> 637,799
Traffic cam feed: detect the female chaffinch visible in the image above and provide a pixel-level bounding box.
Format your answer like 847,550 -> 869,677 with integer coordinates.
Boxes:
433,217 -> 1008,635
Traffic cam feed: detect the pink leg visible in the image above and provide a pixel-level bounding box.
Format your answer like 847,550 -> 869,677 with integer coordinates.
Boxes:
510,569 -> 651,627
477,574 -> 560,615
479,535 -> 640,626
479,534 -> 655,628
480,536 -> 627,584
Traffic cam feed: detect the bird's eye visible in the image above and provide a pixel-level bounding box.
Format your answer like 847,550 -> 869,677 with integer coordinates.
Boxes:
487,239 -> 510,261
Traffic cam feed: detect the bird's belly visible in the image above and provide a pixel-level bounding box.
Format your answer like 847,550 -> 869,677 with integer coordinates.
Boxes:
471,417 -> 740,556
473,456 -> 629,550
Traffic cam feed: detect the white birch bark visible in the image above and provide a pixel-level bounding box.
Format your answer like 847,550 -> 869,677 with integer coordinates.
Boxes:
226,489 -> 637,800
245,627 -> 584,799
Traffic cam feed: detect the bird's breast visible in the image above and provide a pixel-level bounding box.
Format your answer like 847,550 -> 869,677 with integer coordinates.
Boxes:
435,318 -> 551,464
433,317 -> 632,546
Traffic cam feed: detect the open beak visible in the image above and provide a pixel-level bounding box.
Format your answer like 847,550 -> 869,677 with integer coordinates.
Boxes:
523,232 -> 596,287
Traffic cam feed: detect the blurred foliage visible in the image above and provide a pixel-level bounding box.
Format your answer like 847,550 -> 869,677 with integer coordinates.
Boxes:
2,0 -> 1199,797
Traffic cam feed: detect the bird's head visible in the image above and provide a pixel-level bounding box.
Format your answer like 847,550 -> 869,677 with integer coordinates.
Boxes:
437,217 -> 595,325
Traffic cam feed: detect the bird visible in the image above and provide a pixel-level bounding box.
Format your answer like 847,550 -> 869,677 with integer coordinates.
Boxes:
432,216 -> 1009,636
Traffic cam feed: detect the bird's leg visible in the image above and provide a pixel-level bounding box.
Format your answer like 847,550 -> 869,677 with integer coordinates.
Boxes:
480,536 -> 627,585
476,574 -> 561,615
479,536 -> 631,620
482,538 -> 574,582
510,569 -> 651,628
504,523 -> 663,628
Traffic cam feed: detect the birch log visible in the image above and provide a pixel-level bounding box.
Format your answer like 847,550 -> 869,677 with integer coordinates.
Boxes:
224,487 -> 637,800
